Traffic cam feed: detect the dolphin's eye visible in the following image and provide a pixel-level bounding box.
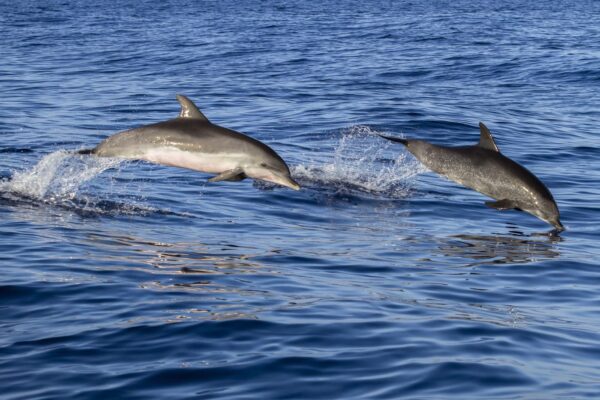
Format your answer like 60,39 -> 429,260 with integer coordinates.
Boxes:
260,163 -> 268,167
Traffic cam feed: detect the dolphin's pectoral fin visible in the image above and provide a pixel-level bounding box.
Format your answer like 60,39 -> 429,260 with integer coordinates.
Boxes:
485,199 -> 518,210
224,173 -> 247,182
208,168 -> 246,183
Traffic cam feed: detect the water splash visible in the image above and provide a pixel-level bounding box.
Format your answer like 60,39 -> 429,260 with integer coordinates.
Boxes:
291,125 -> 425,199
1,150 -> 122,200
0,150 -> 174,216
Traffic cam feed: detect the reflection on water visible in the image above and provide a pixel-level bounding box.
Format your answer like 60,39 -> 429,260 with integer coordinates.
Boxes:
85,232 -> 279,321
86,232 -> 270,274
438,231 -> 561,266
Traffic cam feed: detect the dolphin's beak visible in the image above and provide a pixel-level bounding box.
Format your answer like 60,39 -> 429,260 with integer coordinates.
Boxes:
271,171 -> 301,191
250,166 -> 301,191
280,176 -> 301,191
552,219 -> 565,232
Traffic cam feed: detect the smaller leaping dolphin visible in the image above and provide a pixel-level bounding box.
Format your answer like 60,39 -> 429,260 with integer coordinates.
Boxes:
380,123 -> 563,231
79,95 -> 300,191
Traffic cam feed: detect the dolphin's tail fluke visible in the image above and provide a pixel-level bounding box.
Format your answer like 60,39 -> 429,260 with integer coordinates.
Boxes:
378,134 -> 408,146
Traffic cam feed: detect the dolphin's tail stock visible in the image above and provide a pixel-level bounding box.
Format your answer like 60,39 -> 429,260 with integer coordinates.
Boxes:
378,134 -> 408,146
76,148 -> 96,155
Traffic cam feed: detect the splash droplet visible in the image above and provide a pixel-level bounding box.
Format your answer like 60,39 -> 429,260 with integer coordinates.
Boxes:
1,150 -> 122,200
291,125 -> 425,198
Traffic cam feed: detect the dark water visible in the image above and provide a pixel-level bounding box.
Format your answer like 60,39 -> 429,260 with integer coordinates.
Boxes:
2,1 -> 600,398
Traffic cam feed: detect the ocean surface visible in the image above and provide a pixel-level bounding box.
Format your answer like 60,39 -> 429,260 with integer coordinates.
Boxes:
1,1 -> 600,399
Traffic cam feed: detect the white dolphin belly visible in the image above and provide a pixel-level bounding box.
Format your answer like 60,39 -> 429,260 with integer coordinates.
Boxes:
140,146 -> 244,174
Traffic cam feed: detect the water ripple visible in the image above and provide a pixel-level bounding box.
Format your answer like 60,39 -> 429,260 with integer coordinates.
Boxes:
2,0 -> 600,399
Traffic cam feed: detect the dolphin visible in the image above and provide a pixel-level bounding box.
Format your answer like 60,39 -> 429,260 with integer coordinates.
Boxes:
79,95 -> 300,190
380,123 -> 563,231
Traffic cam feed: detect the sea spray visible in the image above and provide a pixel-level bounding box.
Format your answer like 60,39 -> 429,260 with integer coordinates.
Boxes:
1,150 -> 123,200
0,151 -> 193,216
291,125 -> 425,198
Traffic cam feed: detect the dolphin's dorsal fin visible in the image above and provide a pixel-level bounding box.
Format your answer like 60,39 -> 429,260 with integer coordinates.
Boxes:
478,122 -> 499,152
176,94 -> 209,121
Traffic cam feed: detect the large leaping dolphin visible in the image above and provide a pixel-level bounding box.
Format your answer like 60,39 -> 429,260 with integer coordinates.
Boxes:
79,95 -> 300,190
380,123 -> 563,231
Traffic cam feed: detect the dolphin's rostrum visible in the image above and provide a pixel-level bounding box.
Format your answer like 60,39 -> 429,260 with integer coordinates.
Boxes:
80,95 -> 300,191
380,123 -> 563,231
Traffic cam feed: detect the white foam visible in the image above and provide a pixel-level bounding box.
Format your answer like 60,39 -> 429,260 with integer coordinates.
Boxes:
0,150 -> 122,201
291,125 -> 425,198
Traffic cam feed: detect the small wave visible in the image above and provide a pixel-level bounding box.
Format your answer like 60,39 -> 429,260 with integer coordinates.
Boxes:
0,190 -> 181,217
291,125 -> 425,199
0,147 -> 34,153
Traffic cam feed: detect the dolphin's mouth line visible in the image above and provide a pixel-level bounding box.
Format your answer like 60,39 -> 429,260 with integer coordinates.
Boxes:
262,171 -> 301,191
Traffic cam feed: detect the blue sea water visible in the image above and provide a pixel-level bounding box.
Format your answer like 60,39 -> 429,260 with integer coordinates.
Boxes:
1,0 -> 600,398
